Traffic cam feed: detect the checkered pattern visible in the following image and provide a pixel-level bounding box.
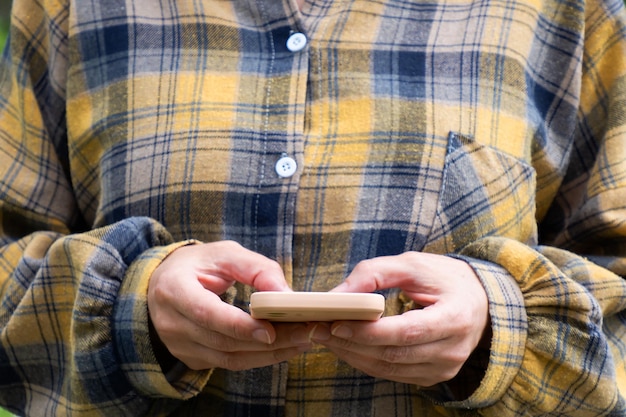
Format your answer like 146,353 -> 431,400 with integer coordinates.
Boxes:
1,0 -> 626,415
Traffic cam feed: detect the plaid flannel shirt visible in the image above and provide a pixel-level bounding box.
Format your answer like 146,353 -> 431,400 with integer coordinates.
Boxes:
1,0 -> 626,415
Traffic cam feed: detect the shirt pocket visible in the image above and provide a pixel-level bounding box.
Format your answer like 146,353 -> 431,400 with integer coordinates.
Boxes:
424,131 -> 538,254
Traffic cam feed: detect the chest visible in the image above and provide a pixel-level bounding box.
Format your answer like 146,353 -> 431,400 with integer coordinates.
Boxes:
65,0 -> 580,271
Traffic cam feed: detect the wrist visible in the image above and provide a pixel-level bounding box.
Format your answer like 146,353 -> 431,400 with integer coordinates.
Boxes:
148,317 -> 180,375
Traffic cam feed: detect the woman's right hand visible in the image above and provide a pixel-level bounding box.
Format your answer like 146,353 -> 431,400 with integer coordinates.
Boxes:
147,241 -> 313,371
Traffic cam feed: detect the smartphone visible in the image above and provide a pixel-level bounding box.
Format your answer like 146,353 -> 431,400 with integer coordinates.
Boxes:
249,291 -> 385,322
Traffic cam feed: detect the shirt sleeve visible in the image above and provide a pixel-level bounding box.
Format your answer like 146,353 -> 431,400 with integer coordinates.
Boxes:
0,1 -> 211,415
433,0 -> 626,413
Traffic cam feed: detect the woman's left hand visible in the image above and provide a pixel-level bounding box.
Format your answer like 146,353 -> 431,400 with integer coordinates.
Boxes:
310,252 -> 490,387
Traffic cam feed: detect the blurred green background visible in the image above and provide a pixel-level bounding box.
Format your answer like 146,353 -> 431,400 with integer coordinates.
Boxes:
0,0 -> 8,55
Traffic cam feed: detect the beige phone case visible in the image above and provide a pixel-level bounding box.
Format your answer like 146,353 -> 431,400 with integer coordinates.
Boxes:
249,291 -> 385,322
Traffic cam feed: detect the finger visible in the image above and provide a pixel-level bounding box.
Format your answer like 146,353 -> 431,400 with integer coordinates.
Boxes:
195,241 -> 291,292
150,297 -> 278,358
330,253 -> 422,293
203,345 -> 312,371
194,322 -> 314,352
312,310 -> 452,347
316,327 -> 463,367
324,345 -> 450,386
332,252 -> 469,301
181,292 -> 319,349
183,289 -> 279,343
177,340 -> 311,371
159,306 -> 313,367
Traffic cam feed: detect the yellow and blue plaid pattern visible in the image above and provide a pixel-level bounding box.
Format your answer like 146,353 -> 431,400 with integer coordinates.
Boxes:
1,0 -> 626,415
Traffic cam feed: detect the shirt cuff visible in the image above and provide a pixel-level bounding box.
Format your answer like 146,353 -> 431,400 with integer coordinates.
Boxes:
113,239 -> 213,399
438,254 -> 528,408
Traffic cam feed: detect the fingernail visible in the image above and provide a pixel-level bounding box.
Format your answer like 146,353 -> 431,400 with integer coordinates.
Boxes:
253,329 -> 271,344
331,324 -> 352,339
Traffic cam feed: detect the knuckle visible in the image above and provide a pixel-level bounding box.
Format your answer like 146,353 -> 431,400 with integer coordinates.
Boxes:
398,251 -> 418,264
437,348 -> 470,377
189,303 -> 211,325
265,258 -> 283,275
439,365 -> 462,382
454,313 -> 474,334
352,258 -> 373,273
449,344 -> 473,365
381,346 -> 410,364
446,306 -> 477,335
151,283 -> 174,305
401,322 -> 426,345
334,337 -> 356,349
219,354 -> 247,371
352,258 -> 378,278
376,360 -> 400,378
356,358 -> 399,379
217,240 -> 243,251
205,331 -> 238,352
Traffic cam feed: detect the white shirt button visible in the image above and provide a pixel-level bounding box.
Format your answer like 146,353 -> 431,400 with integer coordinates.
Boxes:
275,155 -> 298,178
286,32 -> 307,52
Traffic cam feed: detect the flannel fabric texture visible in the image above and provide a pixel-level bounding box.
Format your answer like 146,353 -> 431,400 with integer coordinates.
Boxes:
1,0 -> 626,415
